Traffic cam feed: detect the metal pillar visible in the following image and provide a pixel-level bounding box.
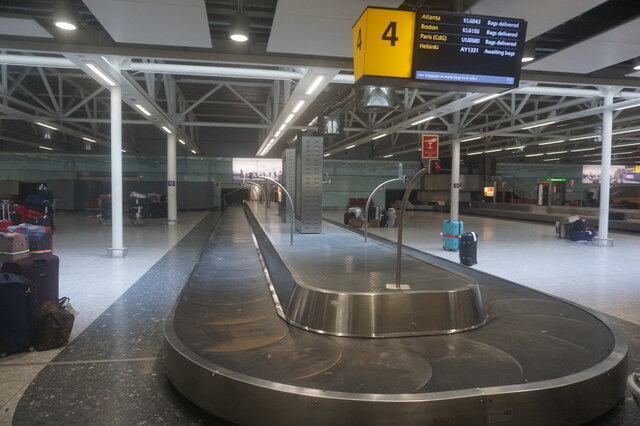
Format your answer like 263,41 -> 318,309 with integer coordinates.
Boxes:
450,108 -> 461,220
108,84 -> 126,257
167,132 -> 178,225
596,90 -> 614,246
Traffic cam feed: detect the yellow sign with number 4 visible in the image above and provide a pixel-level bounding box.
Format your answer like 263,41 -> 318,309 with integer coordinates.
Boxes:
353,8 -> 415,82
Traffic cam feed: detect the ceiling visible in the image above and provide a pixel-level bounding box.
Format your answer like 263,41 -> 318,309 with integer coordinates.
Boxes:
0,0 -> 639,167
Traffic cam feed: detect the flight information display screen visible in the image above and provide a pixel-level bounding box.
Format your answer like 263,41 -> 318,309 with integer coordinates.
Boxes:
412,11 -> 527,88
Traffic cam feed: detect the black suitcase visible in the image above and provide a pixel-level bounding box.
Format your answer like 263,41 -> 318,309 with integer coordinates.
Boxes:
0,272 -> 36,356
344,211 -> 356,224
1,254 -> 59,307
459,232 -> 478,266
609,212 -> 625,220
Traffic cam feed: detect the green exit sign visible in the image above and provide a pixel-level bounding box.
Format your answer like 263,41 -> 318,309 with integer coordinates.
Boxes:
546,178 -> 567,182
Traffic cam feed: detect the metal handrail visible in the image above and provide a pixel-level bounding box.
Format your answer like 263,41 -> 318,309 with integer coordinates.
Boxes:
253,176 -> 295,246
243,182 -> 268,221
395,167 -> 430,288
364,163 -> 406,243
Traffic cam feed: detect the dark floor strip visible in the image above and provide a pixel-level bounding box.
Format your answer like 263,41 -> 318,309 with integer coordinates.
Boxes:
12,211 -> 233,426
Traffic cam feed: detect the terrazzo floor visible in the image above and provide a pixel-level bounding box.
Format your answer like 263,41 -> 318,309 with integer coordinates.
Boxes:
0,210 -> 210,424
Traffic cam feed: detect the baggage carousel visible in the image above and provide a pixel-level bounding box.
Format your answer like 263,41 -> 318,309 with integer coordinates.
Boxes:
163,204 -> 627,425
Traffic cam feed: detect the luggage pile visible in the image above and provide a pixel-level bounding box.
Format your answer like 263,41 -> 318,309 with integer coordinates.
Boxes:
0,224 -> 74,357
343,204 -> 396,229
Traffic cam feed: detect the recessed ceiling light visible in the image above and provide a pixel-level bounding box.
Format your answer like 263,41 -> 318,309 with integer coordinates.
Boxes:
292,100 -> 305,113
229,14 -> 250,42
522,121 -> 556,130
86,63 -> 116,87
305,75 -> 325,95
35,122 -> 58,131
55,22 -> 77,31
135,104 -> 151,116
410,116 -> 435,126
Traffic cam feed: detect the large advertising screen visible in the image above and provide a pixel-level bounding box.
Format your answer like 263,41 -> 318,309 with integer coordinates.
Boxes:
232,158 -> 282,181
582,165 -> 640,185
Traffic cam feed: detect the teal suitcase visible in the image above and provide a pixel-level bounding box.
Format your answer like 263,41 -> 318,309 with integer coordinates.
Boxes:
442,220 -> 463,251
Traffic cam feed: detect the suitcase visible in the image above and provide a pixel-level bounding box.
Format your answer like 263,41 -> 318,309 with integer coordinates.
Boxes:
367,206 -> 381,221
0,231 -> 30,261
1,254 -> 60,307
459,232 -> 478,266
0,220 -> 12,230
347,207 -> 362,218
34,297 -> 75,351
344,211 -> 356,225
569,229 -> 596,242
0,272 -> 36,356
8,224 -> 53,254
442,220 -> 464,251
609,212 -> 625,220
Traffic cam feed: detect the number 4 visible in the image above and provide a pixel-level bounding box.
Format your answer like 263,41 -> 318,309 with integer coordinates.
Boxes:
382,21 -> 398,46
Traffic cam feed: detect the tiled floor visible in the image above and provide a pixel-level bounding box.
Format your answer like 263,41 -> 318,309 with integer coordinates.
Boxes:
0,210 -> 208,424
322,208 -> 640,326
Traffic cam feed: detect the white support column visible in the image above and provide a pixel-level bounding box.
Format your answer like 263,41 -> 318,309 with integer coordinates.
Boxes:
167,132 -> 178,225
596,90 -> 614,246
450,109 -> 461,221
108,84 -> 127,257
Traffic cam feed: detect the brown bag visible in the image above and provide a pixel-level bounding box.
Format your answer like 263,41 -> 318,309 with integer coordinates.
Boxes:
34,297 -> 75,351
0,231 -> 30,261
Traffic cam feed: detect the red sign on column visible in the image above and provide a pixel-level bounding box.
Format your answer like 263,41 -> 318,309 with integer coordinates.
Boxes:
421,135 -> 439,159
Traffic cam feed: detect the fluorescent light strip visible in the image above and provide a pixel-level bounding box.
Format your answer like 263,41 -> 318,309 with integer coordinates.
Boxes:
543,158 -> 560,161
460,135 -> 482,142
346,144 -> 356,149
38,145 -> 53,151
36,122 -> 58,131
308,117 -> 318,126
178,139 -> 186,145
274,131 -> 281,137
82,137 -> 96,143
525,153 -> 544,157
410,116 -> 435,126
324,153 -> 331,157
613,128 -> 640,135
504,146 -> 522,150
472,93 -> 502,104
86,63 -> 116,87
305,75 -> 325,95
484,148 -> 503,153
568,135 -> 597,141
161,126 -> 172,134
383,154 -> 394,158
467,151 -> 483,156
571,148 -> 596,152
614,142 -> 640,148
538,139 -> 565,146
372,133 -> 387,140
583,153 -> 601,157
546,150 -> 567,155
284,113 -> 295,124
278,124 -> 286,132
191,149 -> 197,154
121,149 -> 126,153
135,104 -> 151,116
612,151 -> 634,155
55,21 -> 77,31
522,121 -> 556,130
292,100 -> 305,113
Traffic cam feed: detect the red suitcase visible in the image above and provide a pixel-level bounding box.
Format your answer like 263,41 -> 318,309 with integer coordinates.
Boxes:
0,231 -> 30,261
1,254 -> 60,307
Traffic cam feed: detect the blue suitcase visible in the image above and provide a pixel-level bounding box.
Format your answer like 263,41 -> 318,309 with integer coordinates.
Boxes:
442,220 -> 463,251
0,272 -> 36,356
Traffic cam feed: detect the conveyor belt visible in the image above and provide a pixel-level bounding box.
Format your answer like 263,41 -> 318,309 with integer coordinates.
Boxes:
164,205 -> 627,425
